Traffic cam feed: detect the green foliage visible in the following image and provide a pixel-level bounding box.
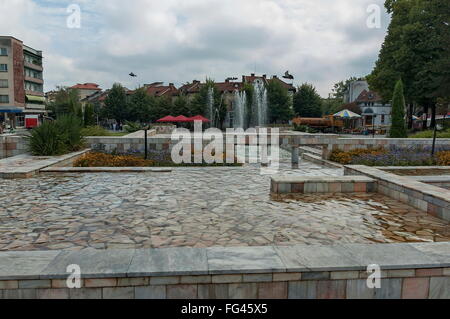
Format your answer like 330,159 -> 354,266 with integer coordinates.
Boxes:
128,88 -> 153,122
103,83 -> 128,124
293,83 -> 323,117
266,80 -> 294,123
81,126 -> 111,137
26,121 -> 67,156
390,79 -> 408,138
123,121 -> 145,133
27,115 -> 84,156
293,123 -> 318,133
171,96 -> 191,117
409,128 -> 450,139
54,115 -> 85,151
83,103 -> 96,127
47,87 -> 82,119
321,98 -> 342,115
331,77 -> 359,100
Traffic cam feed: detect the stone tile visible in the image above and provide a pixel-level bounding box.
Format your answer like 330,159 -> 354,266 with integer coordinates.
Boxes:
207,246 -> 285,274
19,280 -> 51,289
275,245 -> 361,272
103,287 -> 134,299
258,282 -> 288,299
150,276 -> 180,285
211,275 -> 242,284
129,248 -> 208,277
135,286 -> 166,299
273,273 -> 302,282
0,280 -> 18,289
428,277 -> 450,299
69,288 -> 102,299
243,274 -> 272,283
415,268 -> 443,277
346,279 -> 375,299
301,272 -> 330,281
180,275 -> 211,284
288,281 -> 317,299
117,277 -> 149,287
342,243 -> 439,270
408,243 -> 450,267
228,283 -> 258,299
1,289 -> 37,299
402,278 -> 429,299
85,278 -> 117,288
198,284 -> 229,299
167,285 -> 198,299
330,271 -> 359,280
0,251 -> 60,280
316,280 -> 346,299
37,288 -> 69,299
374,279 -> 402,299
41,249 -> 135,279
387,269 -> 415,278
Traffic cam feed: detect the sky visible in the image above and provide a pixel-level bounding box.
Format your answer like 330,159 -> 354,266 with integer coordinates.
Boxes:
0,0 -> 391,97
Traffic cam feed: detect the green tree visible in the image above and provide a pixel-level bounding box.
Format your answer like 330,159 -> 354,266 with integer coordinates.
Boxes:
103,83 -> 128,124
266,80 -> 294,123
47,86 -> 82,118
293,83 -> 323,117
390,79 -> 408,138
321,98 -> 342,115
83,103 -> 96,127
331,77 -> 358,100
128,88 -> 153,122
149,96 -> 172,122
171,96 -> 191,117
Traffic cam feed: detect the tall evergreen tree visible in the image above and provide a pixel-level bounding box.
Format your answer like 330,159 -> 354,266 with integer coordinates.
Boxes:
266,80 -> 293,123
293,83 -> 323,118
104,83 -> 128,125
390,79 -> 408,138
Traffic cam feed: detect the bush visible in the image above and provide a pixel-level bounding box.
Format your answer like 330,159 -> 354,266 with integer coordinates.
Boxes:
124,121 -> 145,133
437,151 -> 450,166
26,121 -> 67,156
27,115 -> 85,156
81,126 -> 111,137
329,148 -> 387,165
74,152 -> 154,167
409,128 -> 450,139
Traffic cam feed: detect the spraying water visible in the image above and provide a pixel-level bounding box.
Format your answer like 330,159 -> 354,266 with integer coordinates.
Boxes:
207,87 -> 214,128
233,90 -> 247,129
252,79 -> 268,127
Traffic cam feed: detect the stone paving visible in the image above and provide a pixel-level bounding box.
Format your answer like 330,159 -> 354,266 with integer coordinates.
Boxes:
0,160 -> 449,251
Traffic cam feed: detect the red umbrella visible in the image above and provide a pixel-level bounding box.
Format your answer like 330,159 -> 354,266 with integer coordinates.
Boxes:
189,115 -> 210,123
157,115 -> 177,123
172,115 -> 190,122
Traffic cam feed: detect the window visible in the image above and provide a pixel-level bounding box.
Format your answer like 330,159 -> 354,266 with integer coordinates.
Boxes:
0,64 -> 7,72
381,115 -> 385,124
0,79 -> 7,88
0,48 -> 7,56
0,95 -> 9,103
16,115 -> 25,127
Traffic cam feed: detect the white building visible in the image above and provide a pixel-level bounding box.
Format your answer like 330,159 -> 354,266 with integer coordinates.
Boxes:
355,89 -> 392,127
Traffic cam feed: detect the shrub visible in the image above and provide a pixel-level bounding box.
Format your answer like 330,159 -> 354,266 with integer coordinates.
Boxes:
27,115 -> 85,156
437,151 -> 450,166
409,128 -> 450,139
74,152 -> 154,167
390,79 -> 407,138
26,121 -> 67,156
81,126 -> 111,137
124,121 -> 145,133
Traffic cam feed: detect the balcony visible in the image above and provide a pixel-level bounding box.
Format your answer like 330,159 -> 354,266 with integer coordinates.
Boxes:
25,90 -> 44,97
25,76 -> 44,85
24,61 -> 43,72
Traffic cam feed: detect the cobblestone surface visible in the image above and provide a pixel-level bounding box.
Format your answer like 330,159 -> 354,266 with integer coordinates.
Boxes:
0,161 -> 448,251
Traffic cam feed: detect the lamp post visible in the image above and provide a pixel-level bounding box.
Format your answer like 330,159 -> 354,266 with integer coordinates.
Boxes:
143,125 -> 149,160
372,115 -> 377,138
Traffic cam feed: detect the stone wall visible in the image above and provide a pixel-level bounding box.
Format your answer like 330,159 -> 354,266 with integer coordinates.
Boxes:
0,136 -> 27,159
0,243 -> 448,299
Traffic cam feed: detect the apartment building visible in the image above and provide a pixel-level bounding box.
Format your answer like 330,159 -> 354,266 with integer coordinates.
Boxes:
0,36 -> 45,128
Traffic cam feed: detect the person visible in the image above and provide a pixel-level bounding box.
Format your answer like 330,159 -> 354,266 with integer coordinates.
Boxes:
113,123 -> 117,131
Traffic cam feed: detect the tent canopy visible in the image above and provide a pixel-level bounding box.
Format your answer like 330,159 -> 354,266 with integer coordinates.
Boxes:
156,115 -> 177,123
172,115 -> 190,122
189,115 -> 210,123
333,109 -> 361,119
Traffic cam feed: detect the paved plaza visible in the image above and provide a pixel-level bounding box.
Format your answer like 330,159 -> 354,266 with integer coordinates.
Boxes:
0,160 -> 448,251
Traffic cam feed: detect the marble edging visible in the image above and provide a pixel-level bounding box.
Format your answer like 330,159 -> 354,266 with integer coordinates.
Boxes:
0,243 -> 448,281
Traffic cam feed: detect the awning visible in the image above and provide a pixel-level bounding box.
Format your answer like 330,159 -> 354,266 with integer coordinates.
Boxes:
23,109 -> 49,114
26,95 -> 45,103
333,109 -> 362,119
0,107 -> 23,114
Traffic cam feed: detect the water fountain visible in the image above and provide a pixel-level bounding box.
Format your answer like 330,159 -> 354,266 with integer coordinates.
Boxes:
233,90 -> 247,129
252,79 -> 268,127
207,87 -> 214,128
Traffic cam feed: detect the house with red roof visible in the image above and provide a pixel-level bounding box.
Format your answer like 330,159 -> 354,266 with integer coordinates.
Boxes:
70,83 -> 102,100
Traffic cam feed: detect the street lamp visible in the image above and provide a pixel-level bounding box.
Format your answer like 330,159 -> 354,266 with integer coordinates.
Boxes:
372,115 -> 377,138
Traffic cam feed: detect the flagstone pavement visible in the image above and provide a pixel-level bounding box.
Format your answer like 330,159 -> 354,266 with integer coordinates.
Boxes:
0,161 -> 449,251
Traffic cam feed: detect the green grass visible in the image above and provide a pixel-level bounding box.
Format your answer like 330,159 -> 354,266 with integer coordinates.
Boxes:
409,128 -> 450,138
81,126 -> 128,137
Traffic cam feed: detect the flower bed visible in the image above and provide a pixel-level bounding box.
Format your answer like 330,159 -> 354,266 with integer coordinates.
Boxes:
330,145 -> 450,166
74,151 -> 243,167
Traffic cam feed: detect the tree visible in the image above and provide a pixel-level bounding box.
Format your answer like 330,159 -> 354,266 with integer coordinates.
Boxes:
171,96 -> 191,117
47,87 -> 82,118
149,96 -> 172,122
331,77 -> 358,100
103,83 -> 128,124
189,79 -> 224,127
390,79 -> 408,138
321,98 -> 342,115
266,80 -> 294,123
83,103 -> 96,127
128,88 -> 153,122
293,83 -> 323,118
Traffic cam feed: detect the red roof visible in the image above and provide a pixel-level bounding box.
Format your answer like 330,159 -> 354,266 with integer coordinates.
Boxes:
145,83 -> 179,97
70,83 -> 102,90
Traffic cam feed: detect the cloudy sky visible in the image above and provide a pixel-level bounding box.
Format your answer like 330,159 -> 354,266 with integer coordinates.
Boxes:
1,0 -> 390,96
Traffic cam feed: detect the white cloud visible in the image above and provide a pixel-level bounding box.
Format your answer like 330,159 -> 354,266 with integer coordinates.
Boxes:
1,0 -> 390,96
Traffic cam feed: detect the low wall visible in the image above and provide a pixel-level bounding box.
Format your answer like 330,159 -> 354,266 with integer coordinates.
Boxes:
0,243 -> 448,299
271,176 -> 376,194
345,165 -> 450,222
0,136 -> 27,159
322,138 -> 450,159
